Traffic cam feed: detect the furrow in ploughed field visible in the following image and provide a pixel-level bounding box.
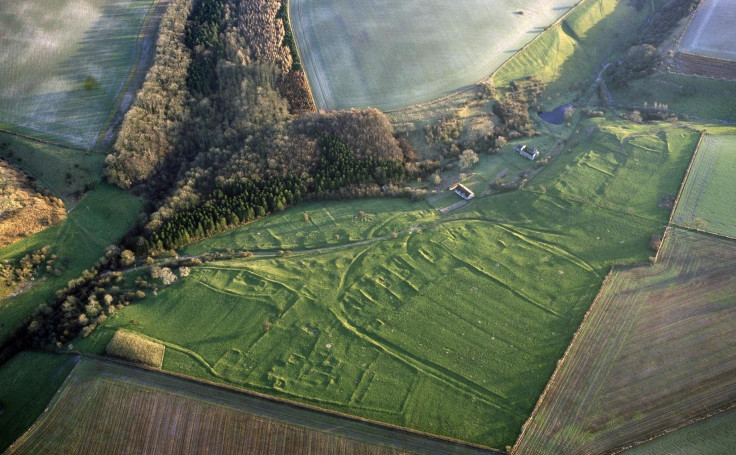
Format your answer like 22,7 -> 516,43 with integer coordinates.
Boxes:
514,228 -> 736,454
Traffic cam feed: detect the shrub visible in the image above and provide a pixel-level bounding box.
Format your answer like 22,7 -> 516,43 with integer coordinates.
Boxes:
425,116 -> 462,144
459,149 -> 479,170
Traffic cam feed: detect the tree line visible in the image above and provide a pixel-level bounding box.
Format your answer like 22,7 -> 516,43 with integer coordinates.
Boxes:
146,135 -> 405,251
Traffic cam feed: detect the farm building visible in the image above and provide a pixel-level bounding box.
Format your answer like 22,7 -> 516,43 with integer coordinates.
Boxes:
516,145 -> 540,160
449,183 -> 475,200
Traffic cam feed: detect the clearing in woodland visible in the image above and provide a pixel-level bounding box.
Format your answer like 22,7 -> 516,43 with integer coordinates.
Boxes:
0,0 -> 156,148
76,119 -> 698,449
513,228 -> 736,454
290,0 -> 579,110
671,134 -> 736,238
7,356 -> 494,454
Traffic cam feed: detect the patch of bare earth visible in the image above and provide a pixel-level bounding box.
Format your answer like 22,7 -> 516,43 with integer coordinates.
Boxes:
0,160 -> 65,249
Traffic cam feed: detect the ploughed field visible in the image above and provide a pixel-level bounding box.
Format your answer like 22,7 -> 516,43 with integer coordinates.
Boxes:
290,0 -> 579,110
6,357 -> 493,454
0,0 -> 155,148
514,227 -> 736,454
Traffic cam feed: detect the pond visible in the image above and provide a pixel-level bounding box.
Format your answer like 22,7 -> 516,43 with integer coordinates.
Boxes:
539,103 -> 573,125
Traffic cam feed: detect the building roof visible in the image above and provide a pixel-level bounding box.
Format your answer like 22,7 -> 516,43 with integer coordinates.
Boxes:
449,183 -> 475,200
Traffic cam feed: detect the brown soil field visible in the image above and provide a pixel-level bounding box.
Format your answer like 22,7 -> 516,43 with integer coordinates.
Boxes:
7,356 -> 498,454
674,52 -> 736,80
513,227 -> 736,454
0,160 -> 65,249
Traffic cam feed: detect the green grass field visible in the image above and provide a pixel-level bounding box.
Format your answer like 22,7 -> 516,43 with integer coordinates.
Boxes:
0,0 -> 155,148
672,134 -> 736,238
291,0 -> 579,110
7,356 -> 493,454
611,73 -> 736,122
74,116 -> 698,448
530,118 -> 700,220
0,352 -> 78,451
0,184 -> 141,344
514,228 -> 736,454
492,0 -> 656,107
678,0 -> 736,62
0,132 -> 105,205
624,408 -> 736,454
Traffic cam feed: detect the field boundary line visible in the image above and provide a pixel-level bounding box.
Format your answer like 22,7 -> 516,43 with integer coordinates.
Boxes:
93,0 -> 169,150
0,128 -> 86,152
512,262 -> 627,453
611,402 -> 736,454
3,352 -> 81,453
74,353 -> 505,454
669,223 -> 736,243
285,0 -> 317,110
667,131 -> 704,226
672,0 -> 704,51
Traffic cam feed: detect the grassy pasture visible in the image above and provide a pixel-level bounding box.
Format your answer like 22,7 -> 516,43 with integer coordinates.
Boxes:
291,0 -> 579,110
672,134 -> 736,238
678,0 -> 736,62
6,356 -> 494,454
184,197 -> 437,255
624,407 -> 736,454
529,118 -> 700,220
0,352 -> 78,452
513,228 -> 736,454
72,114 -> 700,448
0,131 -> 105,205
181,149 -> 543,256
492,0 -> 655,106
0,0 -> 155,148
78,199 -> 680,447
0,184 -> 141,344
611,73 -> 736,122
